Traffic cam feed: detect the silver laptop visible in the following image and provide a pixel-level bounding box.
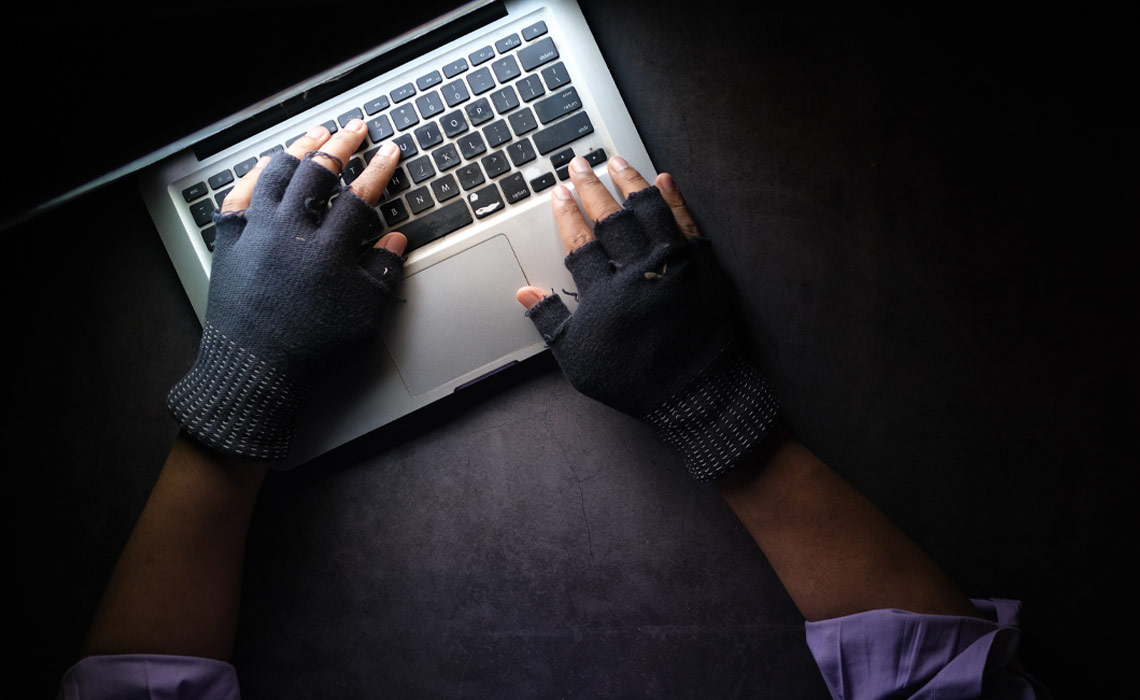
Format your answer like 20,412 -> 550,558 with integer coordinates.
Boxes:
139,0 -> 655,467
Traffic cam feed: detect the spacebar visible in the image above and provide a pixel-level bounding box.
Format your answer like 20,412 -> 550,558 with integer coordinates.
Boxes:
400,201 -> 474,251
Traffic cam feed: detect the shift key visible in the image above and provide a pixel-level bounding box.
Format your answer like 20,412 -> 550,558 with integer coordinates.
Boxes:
531,112 -> 594,155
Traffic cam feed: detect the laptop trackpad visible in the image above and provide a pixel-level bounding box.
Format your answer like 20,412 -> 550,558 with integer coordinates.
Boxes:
380,234 -> 540,397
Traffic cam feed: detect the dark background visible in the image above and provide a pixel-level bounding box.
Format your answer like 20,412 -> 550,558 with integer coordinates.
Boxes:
12,1 -> 1134,698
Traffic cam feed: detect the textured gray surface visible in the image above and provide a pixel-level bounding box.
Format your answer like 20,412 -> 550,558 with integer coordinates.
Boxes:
14,2 -> 1132,698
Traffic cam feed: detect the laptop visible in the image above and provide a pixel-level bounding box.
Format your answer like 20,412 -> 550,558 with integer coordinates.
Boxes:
136,0 -> 656,467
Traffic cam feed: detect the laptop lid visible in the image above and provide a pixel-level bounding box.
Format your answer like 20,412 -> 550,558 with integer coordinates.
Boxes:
4,1 -> 482,230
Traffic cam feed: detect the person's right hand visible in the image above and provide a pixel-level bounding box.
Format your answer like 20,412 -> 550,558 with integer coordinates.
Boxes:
515,155 -> 780,481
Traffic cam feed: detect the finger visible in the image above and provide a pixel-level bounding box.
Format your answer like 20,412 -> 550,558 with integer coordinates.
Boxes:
551,184 -> 595,253
655,173 -> 701,238
285,124 -> 333,160
568,156 -> 621,222
303,118 -> 368,174
347,141 -> 401,206
373,231 -> 407,256
221,155 -> 271,213
515,285 -> 547,310
607,156 -> 652,200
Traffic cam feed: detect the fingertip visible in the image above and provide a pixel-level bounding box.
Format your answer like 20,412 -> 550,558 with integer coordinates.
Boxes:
516,285 -> 547,309
656,172 -> 678,196
375,232 -> 407,256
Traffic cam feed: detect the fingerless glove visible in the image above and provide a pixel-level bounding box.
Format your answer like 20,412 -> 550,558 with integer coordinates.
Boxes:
526,187 -> 778,480
168,154 -> 403,460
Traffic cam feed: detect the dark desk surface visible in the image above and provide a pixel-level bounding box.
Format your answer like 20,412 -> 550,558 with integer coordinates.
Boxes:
15,2 -> 1132,697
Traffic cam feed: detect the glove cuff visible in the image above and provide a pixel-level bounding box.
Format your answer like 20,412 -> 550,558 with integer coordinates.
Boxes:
167,322 -> 304,461
645,344 -> 780,481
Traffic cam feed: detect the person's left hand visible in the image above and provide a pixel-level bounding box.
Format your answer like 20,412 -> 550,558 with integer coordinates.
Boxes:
167,120 -> 408,461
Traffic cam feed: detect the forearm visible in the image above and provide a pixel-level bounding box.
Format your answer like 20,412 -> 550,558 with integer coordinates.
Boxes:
715,425 -> 979,622
81,433 -> 267,660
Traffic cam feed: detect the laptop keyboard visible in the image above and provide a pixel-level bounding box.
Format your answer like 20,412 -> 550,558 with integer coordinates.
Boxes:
179,20 -> 606,255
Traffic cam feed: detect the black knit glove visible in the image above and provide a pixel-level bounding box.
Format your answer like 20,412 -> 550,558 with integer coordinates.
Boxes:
167,154 -> 403,460
525,186 -> 778,481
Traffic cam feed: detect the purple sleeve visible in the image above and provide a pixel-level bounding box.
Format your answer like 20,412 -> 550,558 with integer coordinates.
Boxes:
57,654 -> 240,700
804,598 -> 1050,700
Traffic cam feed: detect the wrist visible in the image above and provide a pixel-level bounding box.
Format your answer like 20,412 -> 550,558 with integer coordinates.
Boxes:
645,343 -> 780,481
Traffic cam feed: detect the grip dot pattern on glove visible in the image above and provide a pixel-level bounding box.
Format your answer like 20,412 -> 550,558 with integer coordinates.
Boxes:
168,322 -> 303,461
644,345 -> 779,481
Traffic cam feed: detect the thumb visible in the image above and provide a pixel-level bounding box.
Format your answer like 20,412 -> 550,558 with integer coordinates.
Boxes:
515,285 -> 548,310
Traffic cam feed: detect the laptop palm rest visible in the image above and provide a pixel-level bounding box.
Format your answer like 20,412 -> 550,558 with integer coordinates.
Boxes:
380,234 -> 540,397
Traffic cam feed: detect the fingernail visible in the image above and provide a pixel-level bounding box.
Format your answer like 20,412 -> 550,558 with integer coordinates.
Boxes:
307,125 -> 326,138
571,156 -> 591,174
517,287 -> 546,309
552,185 -> 572,201
348,118 -> 365,132
380,141 -> 400,158
610,155 -> 629,171
379,233 -> 407,255
658,172 -> 676,194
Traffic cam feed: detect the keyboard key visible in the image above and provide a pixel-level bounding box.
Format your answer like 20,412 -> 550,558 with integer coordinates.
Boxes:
469,46 -> 495,66
532,111 -> 594,154
367,115 -> 394,142
342,157 -> 366,185
508,107 -> 537,136
500,172 -> 531,204
443,58 -> 468,78
491,85 -> 519,114
391,83 -> 416,102
414,122 -> 443,150
402,200 -> 474,250
385,165 -> 411,194
491,55 -> 521,83
406,186 -> 434,214
495,33 -> 521,53
391,104 -> 420,130
541,62 -> 570,89
467,184 -> 505,219
364,95 -> 390,115
518,37 -> 559,71
322,120 -> 338,135
530,172 -> 557,192
208,169 -> 233,190
190,199 -> 215,227
338,107 -> 364,127
432,143 -> 461,171
465,98 -> 494,125
415,91 -> 444,119
534,87 -> 582,124
379,198 -> 409,226
182,181 -> 207,202
214,188 -> 231,208
200,225 -> 216,251
467,67 -> 496,95
506,138 -> 536,167
416,70 -> 442,90
430,174 -> 461,202
584,148 -> 608,167
456,163 -> 485,190
406,155 -> 435,183
442,79 -> 470,107
481,150 -> 511,178
457,132 -> 487,160
550,148 -> 575,168
516,75 -> 545,102
483,120 -> 512,148
392,134 -> 418,159
440,110 -> 469,138
234,157 -> 259,178
522,21 -> 547,41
